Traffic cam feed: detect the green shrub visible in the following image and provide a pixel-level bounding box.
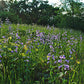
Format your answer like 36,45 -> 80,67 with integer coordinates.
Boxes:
0,11 -> 22,23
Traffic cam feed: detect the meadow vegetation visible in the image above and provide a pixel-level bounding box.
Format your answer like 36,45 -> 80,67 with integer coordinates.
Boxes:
0,22 -> 84,84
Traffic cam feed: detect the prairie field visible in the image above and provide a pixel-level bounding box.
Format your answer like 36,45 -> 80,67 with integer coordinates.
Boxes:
0,23 -> 84,84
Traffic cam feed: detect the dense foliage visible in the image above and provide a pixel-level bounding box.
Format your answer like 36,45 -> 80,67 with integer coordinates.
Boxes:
0,23 -> 84,84
0,0 -> 84,31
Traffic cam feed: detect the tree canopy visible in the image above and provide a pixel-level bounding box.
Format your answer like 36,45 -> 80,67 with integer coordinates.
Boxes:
0,0 -> 84,31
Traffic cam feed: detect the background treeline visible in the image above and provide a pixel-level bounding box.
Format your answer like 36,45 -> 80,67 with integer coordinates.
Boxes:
0,0 -> 84,31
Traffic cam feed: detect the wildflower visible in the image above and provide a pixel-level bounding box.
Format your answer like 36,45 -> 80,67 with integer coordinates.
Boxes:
0,55 -> 2,58
65,34 -> 67,36
2,36 -> 5,38
54,61 -> 56,64
18,36 -> 20,39
11,50 -> 14,53
8,48 -> 12,51
70,57 -> 73,60
3,46 -> 6,48
39,32 -> 43,37
26,41 -> 32,44
59,55 -> 65,59
9,37 -> 12,40
58,65 -> 62,69
69,49 -> 72,54
47,57 -> 50,60
0,60 -> 1,62
80,35 -> 82,41
47,53 -> 51,56
9,26 -> 12,31
25,60 -> 29,62
37,43 -> 39,45
72,48 -> 75,52
64,64 -> 69,70
21,53 -> 26,56
52,55 -> 55,60
15,49 -> 18,53
35,48 -> 38,51
47,61 -> 50,64
68,40 -> 70,43
49,45 -> 53,48
76,60 -> 80,64
55,35 -> 58,40
65,60 -> 69,63
15,46 -> 18,48
58,59 -> 62,63
69,55 -> 71,57
20,43 -> 23,45
23,45 -> 28,50
27,56 -> 29,58
16,33 -> 20,39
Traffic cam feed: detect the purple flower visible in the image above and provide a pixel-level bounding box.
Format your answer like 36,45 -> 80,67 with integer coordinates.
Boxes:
0,55 -> 2,58
69,55 -> 71,57
43,41 -> 45,44
63,55 -> 66,59
65,37 -> 67,40
65,34 -> 67,36
36,34 -> 40,37
27,56 -> 29,58
70,37 -> 74,40
52,55 -> 55,60
47,53 -> 51,56
2,36 -> 5,38
58,59 -> 62,63
64,64 -> 69,70
11,50 -> 14,53
25,60 -> 29,62
72,48 -> 75,52
15,49 -> 18,53
58,65 -> 62,69
27,39 -> 31,41
55,35 -> 58,40
18,36 -> 20,39
31,46 -> 33,48
47,61 -> 50,64
34,40 -> 37,42
20,43 -> 23,45
9,26 -> 12,31
50,45 -> 53,48
26,50 -> 31,54
70,43 -> 73,45
16,33 -> 18,37
39,32 -> 43,37
80,35 -> 82,40
59,55 -> 65,59
15,46 -> 18,48
47,25 -> 50,29
68,40 -> 70,43
0,60 -> 1,62
37,43 -> 39,45
16,33 -> 20,39
47,57 -> 50,60
69,49 -> 72,54
65,60 -> 69,63
36,30 -> 39,34
54,61 -> 56,64
26,50 -> 29,54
